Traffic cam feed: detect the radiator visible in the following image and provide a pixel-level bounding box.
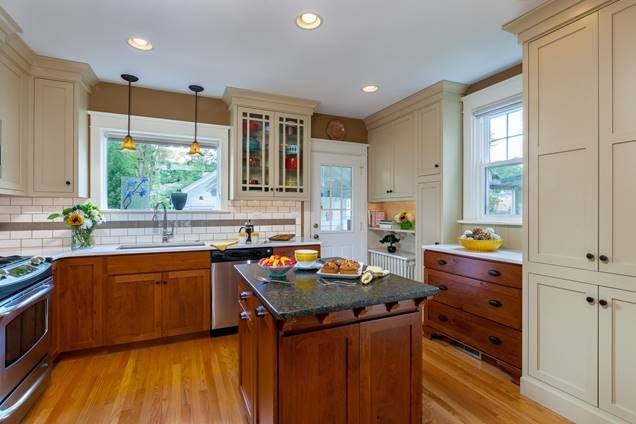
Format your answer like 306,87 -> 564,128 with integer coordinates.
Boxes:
367,249 -> 416,280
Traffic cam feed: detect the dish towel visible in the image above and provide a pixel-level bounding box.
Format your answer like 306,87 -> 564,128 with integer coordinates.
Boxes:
210,240 -> 238,251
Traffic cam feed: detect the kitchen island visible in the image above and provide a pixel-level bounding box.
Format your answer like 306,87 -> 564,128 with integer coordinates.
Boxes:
234,263 -> 439,424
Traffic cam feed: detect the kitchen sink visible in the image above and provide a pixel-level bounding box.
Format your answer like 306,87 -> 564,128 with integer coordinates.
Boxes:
116,241 -> 206,250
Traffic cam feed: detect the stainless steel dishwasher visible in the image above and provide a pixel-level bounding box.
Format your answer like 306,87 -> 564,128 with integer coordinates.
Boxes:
210,247 -> 273,336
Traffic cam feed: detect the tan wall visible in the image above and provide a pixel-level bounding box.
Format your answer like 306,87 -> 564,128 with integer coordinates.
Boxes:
89,82 -> 368,142
465,64 -> 522,96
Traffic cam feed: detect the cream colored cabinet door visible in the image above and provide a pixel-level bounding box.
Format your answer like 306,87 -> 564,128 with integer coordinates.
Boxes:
527,14 -> 599,271
367,124 -> 393,201
599,0 -> 636,277
390,114 -> 416,199
33,78 -> 75,194
0,55 -> 26,194
416,181 -> 441,246
528,274 -> 598,405
415,104 -> 441,177
598,287 -> 636,422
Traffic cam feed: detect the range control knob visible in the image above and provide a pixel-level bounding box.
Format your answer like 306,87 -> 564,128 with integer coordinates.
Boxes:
0,269 -> 8,279
30,256 -> 45,266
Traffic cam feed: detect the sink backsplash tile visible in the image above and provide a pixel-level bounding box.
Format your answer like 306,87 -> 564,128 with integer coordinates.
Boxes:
0,197 -> 301,249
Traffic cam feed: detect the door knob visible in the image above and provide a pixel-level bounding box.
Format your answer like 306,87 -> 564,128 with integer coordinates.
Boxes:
313,234 -> 319,240
313,223 -> 319,229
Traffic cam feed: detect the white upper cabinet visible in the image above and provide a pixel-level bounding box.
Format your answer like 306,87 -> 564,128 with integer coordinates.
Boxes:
0,53 -> 27,195
599,0 -> 636,277
528,14 -> 599,271
598,286 -> 636,422
415,103 -> 441,177
368,124 -> 393,201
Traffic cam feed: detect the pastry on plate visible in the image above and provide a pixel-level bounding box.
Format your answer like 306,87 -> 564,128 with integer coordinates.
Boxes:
338,260 -> 360,274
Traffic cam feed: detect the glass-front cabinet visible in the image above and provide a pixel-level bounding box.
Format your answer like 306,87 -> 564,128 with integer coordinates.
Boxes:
240,109 -> 273,195
276,115 -> 306,196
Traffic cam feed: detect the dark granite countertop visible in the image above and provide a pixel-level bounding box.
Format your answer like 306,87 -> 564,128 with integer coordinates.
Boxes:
234,263 -> 439,320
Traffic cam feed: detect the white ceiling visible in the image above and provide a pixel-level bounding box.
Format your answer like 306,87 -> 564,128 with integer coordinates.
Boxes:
0,0 -> 544,118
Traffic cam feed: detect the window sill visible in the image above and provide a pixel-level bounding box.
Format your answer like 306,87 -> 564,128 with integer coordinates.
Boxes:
104,209 -> 233,214
458,219 -> 523,227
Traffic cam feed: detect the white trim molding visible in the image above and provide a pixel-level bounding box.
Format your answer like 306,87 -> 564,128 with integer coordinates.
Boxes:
88,111 -> 230,211
461,75 -> 523,226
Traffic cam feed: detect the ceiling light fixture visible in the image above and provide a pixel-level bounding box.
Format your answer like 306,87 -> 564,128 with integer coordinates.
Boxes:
119,74 -> 139,152
296,12 -> 322,30
188,85 -> 204,156
361,85 -> 380,93
127,37 -> 153,51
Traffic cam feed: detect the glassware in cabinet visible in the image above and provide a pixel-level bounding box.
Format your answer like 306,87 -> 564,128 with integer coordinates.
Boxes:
277,115 -> 305,194
240,111 -> 271,194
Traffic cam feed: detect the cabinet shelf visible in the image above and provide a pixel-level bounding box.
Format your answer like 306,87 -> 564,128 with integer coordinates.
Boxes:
368,226 -> 415,235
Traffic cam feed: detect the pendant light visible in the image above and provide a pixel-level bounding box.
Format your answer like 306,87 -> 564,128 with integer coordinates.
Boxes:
188,84 -> 204,156
119,74 -> 139,152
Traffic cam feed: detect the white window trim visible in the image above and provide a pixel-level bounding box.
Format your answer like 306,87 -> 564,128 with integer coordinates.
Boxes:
461,75 -> 523,226
88,111 -> 230,212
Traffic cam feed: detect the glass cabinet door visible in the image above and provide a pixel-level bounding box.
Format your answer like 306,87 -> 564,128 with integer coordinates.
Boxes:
277,115 -> 305,194
240,110 -> 271,194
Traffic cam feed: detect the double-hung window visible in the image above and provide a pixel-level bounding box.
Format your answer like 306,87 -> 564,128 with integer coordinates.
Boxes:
462,75 -> 523,225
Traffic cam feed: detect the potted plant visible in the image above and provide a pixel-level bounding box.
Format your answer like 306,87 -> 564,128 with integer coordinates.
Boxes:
394,210 -> 414,230
379,233 -> 400,253
170,188 -> 188,210
47,202 -> 104,250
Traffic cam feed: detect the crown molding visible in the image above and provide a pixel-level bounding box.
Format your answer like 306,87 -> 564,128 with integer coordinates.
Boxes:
503,0 -> 615,43
0,6 -> 21,43
223,86 -> 319,116
31,55 -> 98,92
364,80 -> 466,129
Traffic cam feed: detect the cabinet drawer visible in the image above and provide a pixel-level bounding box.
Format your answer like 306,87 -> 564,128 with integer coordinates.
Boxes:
106,252 -> 210,275
424,251 -> 521,289
425,301 -> 521,368
425,269 -> 522,330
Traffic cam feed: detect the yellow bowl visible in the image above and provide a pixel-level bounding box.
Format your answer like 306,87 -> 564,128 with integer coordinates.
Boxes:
458,238 -> 503,252
295,249 -> 318,263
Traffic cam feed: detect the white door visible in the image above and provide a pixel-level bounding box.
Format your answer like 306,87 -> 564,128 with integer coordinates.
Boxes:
528,274 -> 598,405
599,287 -> 636,422
311,141 -> 366,261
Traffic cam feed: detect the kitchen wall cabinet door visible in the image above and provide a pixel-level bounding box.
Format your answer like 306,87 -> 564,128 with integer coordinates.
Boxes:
416,181 -> 441,246
368,124 -> 394,201
527,14 -> 599,271
598,0 -> 636,277
33,78 -> 75,194
275,113 -> 309,199
55,257 -> 103,351
528,274 -> 598,405
390,114 -> 416,199
161,269 -> 211,337
279,324 -> 360,424
103,273 -> 162,345
237,107 -> 274,199
416,104 -> 441,177
0,55 -> 26,194
598,287 -> 636,422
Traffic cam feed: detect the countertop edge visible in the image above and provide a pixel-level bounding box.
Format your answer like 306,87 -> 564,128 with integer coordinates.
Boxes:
422,244 -> 523,265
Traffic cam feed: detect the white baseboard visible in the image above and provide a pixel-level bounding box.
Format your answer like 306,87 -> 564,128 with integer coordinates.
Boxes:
521,377 -> 627,424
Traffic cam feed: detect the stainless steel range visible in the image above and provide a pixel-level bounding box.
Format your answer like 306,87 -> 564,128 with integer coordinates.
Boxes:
0,256 -> 53,424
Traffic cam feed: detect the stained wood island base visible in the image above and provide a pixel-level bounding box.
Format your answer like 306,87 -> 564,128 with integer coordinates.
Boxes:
233,263 -> 439,424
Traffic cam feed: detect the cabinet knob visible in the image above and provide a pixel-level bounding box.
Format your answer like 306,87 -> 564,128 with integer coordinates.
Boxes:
586,296 -> 595,304
586,253 -> 595,260
240,311 -> 249,320
313,234 -> 319,240
599,299 -> 608,307
65,181 -> 71,186
255,306 -> 267,317
239,291 -> 250,300
437,284 -> 448,291
488,299 -> 503,308
436,259 -> 447,266
163,280 -> 167,285
434,164 -> 439,168
437,314 -> 448,322
599,255 -> 609,263
487,269 -> 501,277
489,336 -> 502,345
155,280 -> 160,285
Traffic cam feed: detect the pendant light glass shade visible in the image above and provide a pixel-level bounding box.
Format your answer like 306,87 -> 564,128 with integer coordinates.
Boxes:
119,74 -> 139,152
188,85 -> 204,156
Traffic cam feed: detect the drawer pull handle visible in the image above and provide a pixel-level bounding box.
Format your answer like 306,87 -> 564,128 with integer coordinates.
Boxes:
240,311 -> 249,320
437,259 -> 447,266
488,299 -> 502,308
437,284 -> 448,291
487,269 -> 501,277
437,314 -> 448,322
239,291 -> 250,300
489,336 -> 502,345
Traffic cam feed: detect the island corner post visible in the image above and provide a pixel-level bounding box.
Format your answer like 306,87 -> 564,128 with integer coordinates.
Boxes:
234,263 -> 438,424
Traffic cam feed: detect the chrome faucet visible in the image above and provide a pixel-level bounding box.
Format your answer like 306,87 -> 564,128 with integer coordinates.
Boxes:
152,202 -> 174,242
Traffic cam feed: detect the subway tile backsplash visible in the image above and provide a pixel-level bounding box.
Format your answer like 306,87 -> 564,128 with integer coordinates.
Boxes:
0,198 -> 302,249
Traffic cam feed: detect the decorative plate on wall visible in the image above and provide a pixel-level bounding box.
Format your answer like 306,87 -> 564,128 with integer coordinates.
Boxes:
326,119 -> 346,140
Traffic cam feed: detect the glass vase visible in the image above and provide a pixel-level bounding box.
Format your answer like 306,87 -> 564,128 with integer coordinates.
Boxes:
71,227 -> 93,250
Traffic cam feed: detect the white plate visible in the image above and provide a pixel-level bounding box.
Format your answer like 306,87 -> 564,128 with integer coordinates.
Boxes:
294,261 -> 321,270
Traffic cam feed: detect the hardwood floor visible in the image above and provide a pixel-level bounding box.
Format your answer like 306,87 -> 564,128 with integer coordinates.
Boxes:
24,335 -> 569,424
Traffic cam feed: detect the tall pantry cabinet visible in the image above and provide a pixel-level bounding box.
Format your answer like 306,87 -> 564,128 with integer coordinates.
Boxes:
505,1 -> 636,423
365,81 -> 465,280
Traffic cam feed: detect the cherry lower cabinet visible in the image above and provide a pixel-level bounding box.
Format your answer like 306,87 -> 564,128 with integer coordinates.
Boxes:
238,279 -> 422,424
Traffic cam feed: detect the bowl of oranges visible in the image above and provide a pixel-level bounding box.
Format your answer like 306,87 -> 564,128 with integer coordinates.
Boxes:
258,255 -> 297,278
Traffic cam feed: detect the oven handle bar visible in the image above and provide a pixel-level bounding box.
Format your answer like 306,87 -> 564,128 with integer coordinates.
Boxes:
0,361 -> 49,420
0,282 -> 53,318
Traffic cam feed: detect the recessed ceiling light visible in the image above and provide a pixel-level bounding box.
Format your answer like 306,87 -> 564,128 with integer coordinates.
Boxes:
361,85 -> 380,93
127,37 -> 153,51
296,12 -> 322,30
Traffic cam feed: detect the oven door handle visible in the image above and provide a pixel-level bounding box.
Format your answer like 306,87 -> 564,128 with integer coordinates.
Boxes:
0,361 -> 49,420
0,282 -> 53,318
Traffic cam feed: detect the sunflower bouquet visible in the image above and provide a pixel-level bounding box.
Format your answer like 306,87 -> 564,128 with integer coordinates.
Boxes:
48,202 -> 104,250
394,210 -> 415,230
